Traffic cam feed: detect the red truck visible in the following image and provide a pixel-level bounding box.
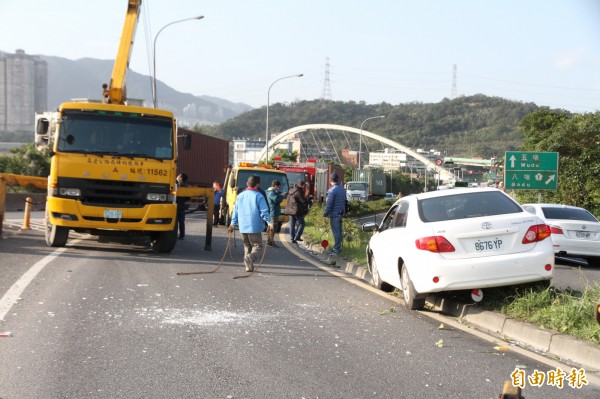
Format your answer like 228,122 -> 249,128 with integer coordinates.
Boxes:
274,159 -> 344,204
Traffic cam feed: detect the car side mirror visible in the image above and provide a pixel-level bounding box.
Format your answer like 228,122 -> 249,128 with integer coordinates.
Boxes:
229,177 -> 236,189
362,222 -> 378,233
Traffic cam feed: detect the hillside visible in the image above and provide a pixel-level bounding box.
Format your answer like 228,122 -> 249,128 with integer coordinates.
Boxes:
199,95 -> 553,158
41,55 -> 252,125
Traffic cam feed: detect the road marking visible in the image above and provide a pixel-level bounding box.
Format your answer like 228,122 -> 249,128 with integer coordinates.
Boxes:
0,242 -> 79,322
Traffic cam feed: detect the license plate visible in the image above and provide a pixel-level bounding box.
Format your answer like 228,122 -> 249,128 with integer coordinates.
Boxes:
575,231 -> 591,239
474,238 -> 503,252
104,209 -> 122,219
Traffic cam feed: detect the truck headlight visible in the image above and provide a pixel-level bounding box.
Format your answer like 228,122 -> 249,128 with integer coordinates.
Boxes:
58,187 -> 81,197
146,193 -> 167,202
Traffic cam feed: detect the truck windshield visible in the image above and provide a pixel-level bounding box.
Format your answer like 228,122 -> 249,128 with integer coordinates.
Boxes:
56,110 -> 174,160
237,170 -> 289,193
347,182 -> 368,190
285,172 -> 306,186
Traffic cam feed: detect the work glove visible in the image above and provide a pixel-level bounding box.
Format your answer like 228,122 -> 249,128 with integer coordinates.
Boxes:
228,225 -> 234,233
267,223 -> 274,232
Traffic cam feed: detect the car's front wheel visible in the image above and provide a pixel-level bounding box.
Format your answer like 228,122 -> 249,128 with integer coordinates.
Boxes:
401,264 -> 425,310
367,253 -> 394,292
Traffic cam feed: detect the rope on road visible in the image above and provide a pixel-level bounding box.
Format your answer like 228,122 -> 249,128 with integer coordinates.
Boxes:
232,241 -> 268,280
176,231 -> 234,275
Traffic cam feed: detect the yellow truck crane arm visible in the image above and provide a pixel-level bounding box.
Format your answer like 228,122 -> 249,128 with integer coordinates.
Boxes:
102,0 -> 142,105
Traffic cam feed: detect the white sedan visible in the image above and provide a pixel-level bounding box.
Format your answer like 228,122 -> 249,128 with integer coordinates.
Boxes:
362,188 -> 554,310
522,203 -> 600,267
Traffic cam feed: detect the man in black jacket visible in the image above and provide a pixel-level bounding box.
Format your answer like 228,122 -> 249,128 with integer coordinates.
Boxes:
285,180 -> 309,244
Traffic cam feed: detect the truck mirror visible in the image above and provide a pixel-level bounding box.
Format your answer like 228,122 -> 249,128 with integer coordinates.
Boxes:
229,177 -> 236,188
183,134 -> 191,150
36,118 -> 49,135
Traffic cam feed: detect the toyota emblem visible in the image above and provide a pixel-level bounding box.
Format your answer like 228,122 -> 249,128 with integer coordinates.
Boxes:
481,222 -> 492,230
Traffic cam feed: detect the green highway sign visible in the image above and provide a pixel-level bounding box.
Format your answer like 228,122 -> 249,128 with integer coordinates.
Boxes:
504,151 -> 559,190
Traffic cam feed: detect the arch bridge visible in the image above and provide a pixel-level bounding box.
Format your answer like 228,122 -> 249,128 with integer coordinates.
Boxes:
257,124 -> 455,181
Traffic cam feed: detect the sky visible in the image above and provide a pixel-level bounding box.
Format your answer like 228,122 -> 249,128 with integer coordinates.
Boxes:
1,0 -> 600,113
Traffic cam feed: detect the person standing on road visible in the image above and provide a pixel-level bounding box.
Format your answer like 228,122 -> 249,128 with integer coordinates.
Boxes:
213,182 -> 223,227
265,179 -> 286,247
176,173 -> 188,240
228,175 -> 273,272
285,180 -> 309,244
323,172 -> 346,255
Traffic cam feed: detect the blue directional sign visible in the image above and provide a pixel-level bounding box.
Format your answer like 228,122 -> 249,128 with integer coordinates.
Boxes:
504,151 -> 559,190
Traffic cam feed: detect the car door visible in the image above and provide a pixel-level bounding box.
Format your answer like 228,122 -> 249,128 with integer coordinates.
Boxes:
372,200 -> 410,287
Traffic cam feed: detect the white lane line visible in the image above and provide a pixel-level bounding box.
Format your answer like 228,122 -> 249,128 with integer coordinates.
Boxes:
0,246 -> 69,322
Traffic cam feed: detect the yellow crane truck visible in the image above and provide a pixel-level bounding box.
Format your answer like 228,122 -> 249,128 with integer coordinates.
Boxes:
35,0 -> 179,252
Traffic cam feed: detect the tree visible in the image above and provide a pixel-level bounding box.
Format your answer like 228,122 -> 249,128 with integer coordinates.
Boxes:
516,110 -> 600,215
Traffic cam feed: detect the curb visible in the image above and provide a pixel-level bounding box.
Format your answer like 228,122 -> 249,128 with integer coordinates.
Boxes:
300,240 -> 600,373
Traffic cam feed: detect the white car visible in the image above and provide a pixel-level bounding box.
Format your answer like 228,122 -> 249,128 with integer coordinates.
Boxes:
522,203 -> 600,267
362,188 -> 554,310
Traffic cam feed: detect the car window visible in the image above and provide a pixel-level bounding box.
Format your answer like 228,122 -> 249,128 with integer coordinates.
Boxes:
419,191 -> 522,222
541,207 -> 598,222
522,205 -> 536,214
379,205 -> 398,232
392,201 -> 409,228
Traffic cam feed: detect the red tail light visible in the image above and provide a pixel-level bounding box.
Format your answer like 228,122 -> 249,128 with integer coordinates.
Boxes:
522,224 -> 551,244
415,236 -> 455,253
550,225 -> 564,235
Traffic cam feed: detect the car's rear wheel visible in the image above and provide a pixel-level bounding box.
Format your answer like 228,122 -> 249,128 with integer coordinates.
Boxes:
401,264 -> 425,310
368,254 -> 393,292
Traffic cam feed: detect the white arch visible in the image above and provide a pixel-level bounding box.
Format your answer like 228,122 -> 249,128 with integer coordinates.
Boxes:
259,123 -> 455,181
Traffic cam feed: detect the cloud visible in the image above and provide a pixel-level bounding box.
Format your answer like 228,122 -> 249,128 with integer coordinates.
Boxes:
555,48 -> 586,70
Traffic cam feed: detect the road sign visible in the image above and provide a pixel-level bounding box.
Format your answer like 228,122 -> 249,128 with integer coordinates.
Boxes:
504,151 -> 559,190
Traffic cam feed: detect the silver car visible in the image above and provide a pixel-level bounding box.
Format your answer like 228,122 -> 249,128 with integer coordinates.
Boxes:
522,203 -> 600,267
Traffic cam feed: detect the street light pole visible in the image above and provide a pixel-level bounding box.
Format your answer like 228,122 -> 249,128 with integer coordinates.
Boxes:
358,115 -> 385,169
265,73 -> 303,162
153,15 -> 204,108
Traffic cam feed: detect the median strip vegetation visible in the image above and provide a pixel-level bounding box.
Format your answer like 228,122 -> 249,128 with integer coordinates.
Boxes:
303,200 -> 600,345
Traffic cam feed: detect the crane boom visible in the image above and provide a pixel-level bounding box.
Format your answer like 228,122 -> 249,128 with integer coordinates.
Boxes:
103,0 -> 142,104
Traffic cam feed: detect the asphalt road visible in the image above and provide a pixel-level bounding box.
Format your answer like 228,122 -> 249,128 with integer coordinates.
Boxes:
1,212 -> 599,398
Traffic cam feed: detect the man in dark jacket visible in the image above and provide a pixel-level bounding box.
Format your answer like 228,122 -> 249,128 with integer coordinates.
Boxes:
176,173 -> 188,239
285,180 -> 309,244
323,172 -> 346,255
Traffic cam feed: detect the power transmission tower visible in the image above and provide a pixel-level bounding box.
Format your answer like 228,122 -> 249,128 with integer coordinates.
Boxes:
451,64 -> 457,99
321,57 -> 332,101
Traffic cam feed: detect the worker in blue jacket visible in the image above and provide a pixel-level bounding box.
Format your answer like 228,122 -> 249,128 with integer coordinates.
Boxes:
323,172 -> 346,256
265,179 -> 286,247
229,175 -> 272,272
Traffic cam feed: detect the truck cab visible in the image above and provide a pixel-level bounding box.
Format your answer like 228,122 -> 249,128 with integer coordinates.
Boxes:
345,181 -> 369,202
223,163 -> 290,232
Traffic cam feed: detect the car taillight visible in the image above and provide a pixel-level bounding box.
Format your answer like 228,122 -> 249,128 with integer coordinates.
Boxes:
550,225 -> 564,235
522,224 -> 552,244
415,236 -> 455,253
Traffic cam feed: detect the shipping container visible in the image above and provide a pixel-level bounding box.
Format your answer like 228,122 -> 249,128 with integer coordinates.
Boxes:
314,165 -> 345,203
176,128 -> 229,187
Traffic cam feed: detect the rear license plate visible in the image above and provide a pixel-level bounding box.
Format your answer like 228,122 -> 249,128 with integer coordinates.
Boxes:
104,209 -> 122,219
474,238 -> 503,252
575,231 -> 591,239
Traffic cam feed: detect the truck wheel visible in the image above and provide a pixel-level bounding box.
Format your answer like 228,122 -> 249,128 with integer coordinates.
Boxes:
152,223 -> 178,253
45,211 -> 69,247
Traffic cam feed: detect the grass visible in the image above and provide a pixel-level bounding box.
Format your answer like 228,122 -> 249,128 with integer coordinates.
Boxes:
303,201 -> 600,346
482,282 -> 600,345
